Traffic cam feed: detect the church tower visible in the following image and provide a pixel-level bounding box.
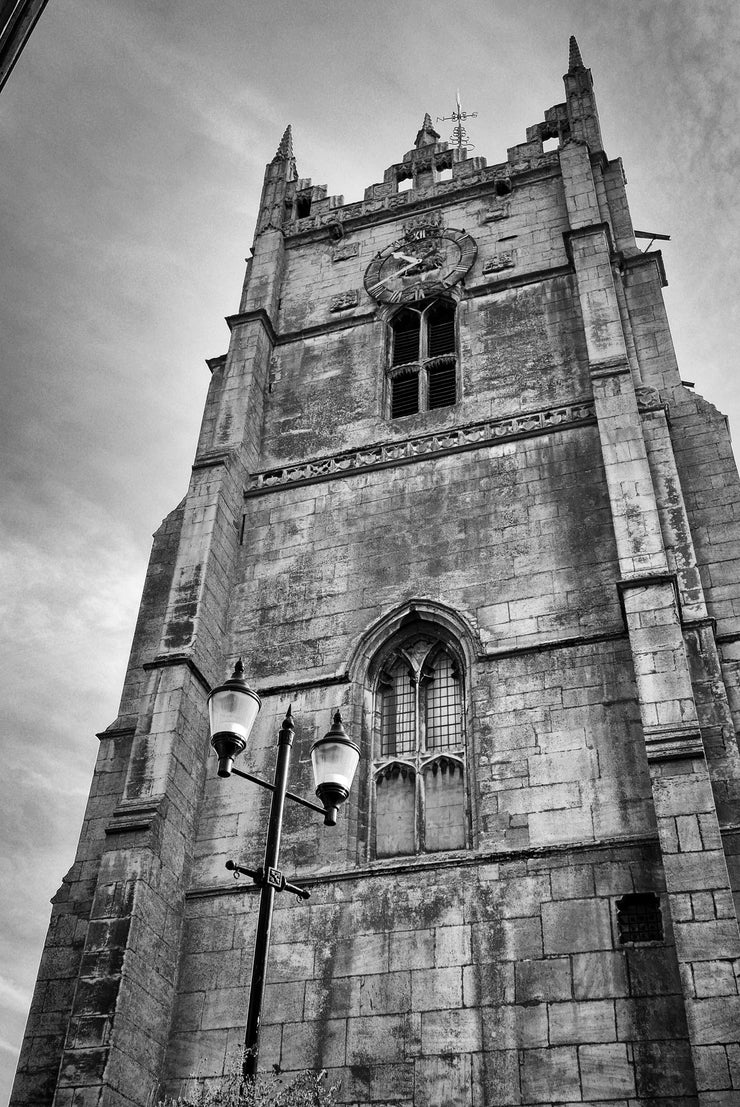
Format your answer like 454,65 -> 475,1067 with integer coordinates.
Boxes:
12,39 -> 740,1106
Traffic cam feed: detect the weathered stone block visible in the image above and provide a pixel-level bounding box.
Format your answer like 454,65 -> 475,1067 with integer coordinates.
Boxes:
632,1039 -> 697,1098
549,999 -> 616,1044
687,995 -> 740,1044
693,1044 -> 732,1091
550,863 -> 595,900
572,951 -> 628,1000
421,1008 -> 482,1055
279,1017 -> 346,1070
389,929 -> 433,973
482,1003 -> 548,1050
674,920 -> 740,962
471,1050 -> 520,1106
542,898 -> 612,954
520,1046 -> 581,1103
615,995 -> 688,1042
579,1042 -> 635,1099
691,959 -> 738,998
345,1014 -> 408,1065
411,966 -> 462,1012
414,1053 -> 472,1107
435,924 -> 472,967
499,916 -> 543,960
515,958 -> 572,1003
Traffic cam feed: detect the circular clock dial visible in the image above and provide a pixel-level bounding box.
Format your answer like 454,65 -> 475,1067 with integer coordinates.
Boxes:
364,226 -> 477,304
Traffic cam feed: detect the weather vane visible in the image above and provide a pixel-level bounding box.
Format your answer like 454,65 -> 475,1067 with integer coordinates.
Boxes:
437,90 -> 478,150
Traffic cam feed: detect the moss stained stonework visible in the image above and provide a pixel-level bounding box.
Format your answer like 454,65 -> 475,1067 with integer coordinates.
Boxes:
11,38 -> 740,1107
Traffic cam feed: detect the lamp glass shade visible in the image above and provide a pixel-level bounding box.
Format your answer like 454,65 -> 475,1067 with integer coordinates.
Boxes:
208,687 -> 261,744
311,735 -> 360,795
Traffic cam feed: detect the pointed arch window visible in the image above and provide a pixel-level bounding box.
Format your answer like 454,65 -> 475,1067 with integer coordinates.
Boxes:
373,634 -> 467,857
388,300 -> 458,418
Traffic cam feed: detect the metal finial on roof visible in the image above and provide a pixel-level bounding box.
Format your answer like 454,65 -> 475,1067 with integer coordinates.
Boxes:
569,35 -> 584,70
273,124 -> 294,162
437,90 -> 478,150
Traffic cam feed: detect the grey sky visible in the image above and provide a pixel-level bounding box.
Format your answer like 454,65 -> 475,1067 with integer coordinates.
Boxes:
1,1 -> 739,1098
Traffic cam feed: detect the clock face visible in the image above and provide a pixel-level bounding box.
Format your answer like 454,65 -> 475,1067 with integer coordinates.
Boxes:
364,225 -> 477,304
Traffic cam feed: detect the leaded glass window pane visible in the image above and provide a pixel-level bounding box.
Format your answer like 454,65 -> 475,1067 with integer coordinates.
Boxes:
380,660 -> 415,756
425,651 -> 462,750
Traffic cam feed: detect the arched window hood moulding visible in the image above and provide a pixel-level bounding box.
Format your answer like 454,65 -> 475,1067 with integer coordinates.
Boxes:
347,597 -> 482,685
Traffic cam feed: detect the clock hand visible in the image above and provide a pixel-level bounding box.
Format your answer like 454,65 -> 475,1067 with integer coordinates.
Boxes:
390,251 -> 422,264
370,255 -> 425,289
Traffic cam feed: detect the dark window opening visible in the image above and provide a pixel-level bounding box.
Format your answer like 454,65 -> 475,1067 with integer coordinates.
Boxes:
427,302 -> 456,357
616,893 -> 664,944
392,310 -> 421,366
391,374 -> 419,418
388,299 -> 458,418
428,360 -> 457,409
296,194 -> 312,218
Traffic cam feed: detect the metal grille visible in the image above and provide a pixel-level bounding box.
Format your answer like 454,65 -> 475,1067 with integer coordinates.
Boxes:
427,304 -> 455,357
391,373 -> 419,418
392,313 -> 421,366
616,894 -> 663,943
428,359 -> 457,409
425,651 -> 462,750
380,660 -> 416,755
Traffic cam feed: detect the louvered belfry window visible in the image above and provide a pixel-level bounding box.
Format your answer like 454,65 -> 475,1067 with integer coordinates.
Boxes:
388,300 -> 457,418
374,634 -> 467,857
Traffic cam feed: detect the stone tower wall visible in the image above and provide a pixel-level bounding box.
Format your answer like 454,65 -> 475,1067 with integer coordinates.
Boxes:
11,41 -> 740,1107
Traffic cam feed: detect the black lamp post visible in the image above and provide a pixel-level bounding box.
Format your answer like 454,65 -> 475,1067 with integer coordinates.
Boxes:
207,659 -> 360,1081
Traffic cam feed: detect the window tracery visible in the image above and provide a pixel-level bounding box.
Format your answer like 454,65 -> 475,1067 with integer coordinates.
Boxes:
373,633 -> 467,857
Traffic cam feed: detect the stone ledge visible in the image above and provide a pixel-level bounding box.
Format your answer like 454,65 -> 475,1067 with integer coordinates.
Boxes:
192,451 -> 231,472
186,830 -> 661,899
246,400 -> 597,497
105,797 -> 168,836
142,653 -> 211,692
643,723 -> 706,764
617,573 -> 682,630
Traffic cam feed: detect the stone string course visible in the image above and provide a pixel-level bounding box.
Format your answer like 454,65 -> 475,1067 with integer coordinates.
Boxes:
247,401 -> 597,495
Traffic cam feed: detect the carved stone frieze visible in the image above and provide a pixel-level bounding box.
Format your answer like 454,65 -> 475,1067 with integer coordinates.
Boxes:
482,201 -> 511,223
332,241 -> 359,262
635,385 -> 665,412
246,400 -> 596,495
403,212 -> 444,236
330,290 -> 359,312
483,251 -> 516,274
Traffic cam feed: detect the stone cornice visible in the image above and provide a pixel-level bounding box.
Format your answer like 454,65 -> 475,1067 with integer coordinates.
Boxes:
245,400 -> 597,497
622,248 -> 668,288
142,653 -> 211,693
225,307 -> 278,344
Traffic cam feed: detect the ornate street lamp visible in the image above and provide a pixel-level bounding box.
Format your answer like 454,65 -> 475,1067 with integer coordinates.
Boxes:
207,659 -> 360,1080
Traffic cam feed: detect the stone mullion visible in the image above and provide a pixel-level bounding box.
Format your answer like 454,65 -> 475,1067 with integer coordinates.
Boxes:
567,208 -> 740,1099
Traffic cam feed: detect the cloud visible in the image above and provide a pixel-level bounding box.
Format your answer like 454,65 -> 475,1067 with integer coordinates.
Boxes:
0,978 -> 32,1015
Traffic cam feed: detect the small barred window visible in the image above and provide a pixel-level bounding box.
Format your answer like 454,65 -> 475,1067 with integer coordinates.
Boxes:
616,893 -> 664,944
388,300 -> 457,418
